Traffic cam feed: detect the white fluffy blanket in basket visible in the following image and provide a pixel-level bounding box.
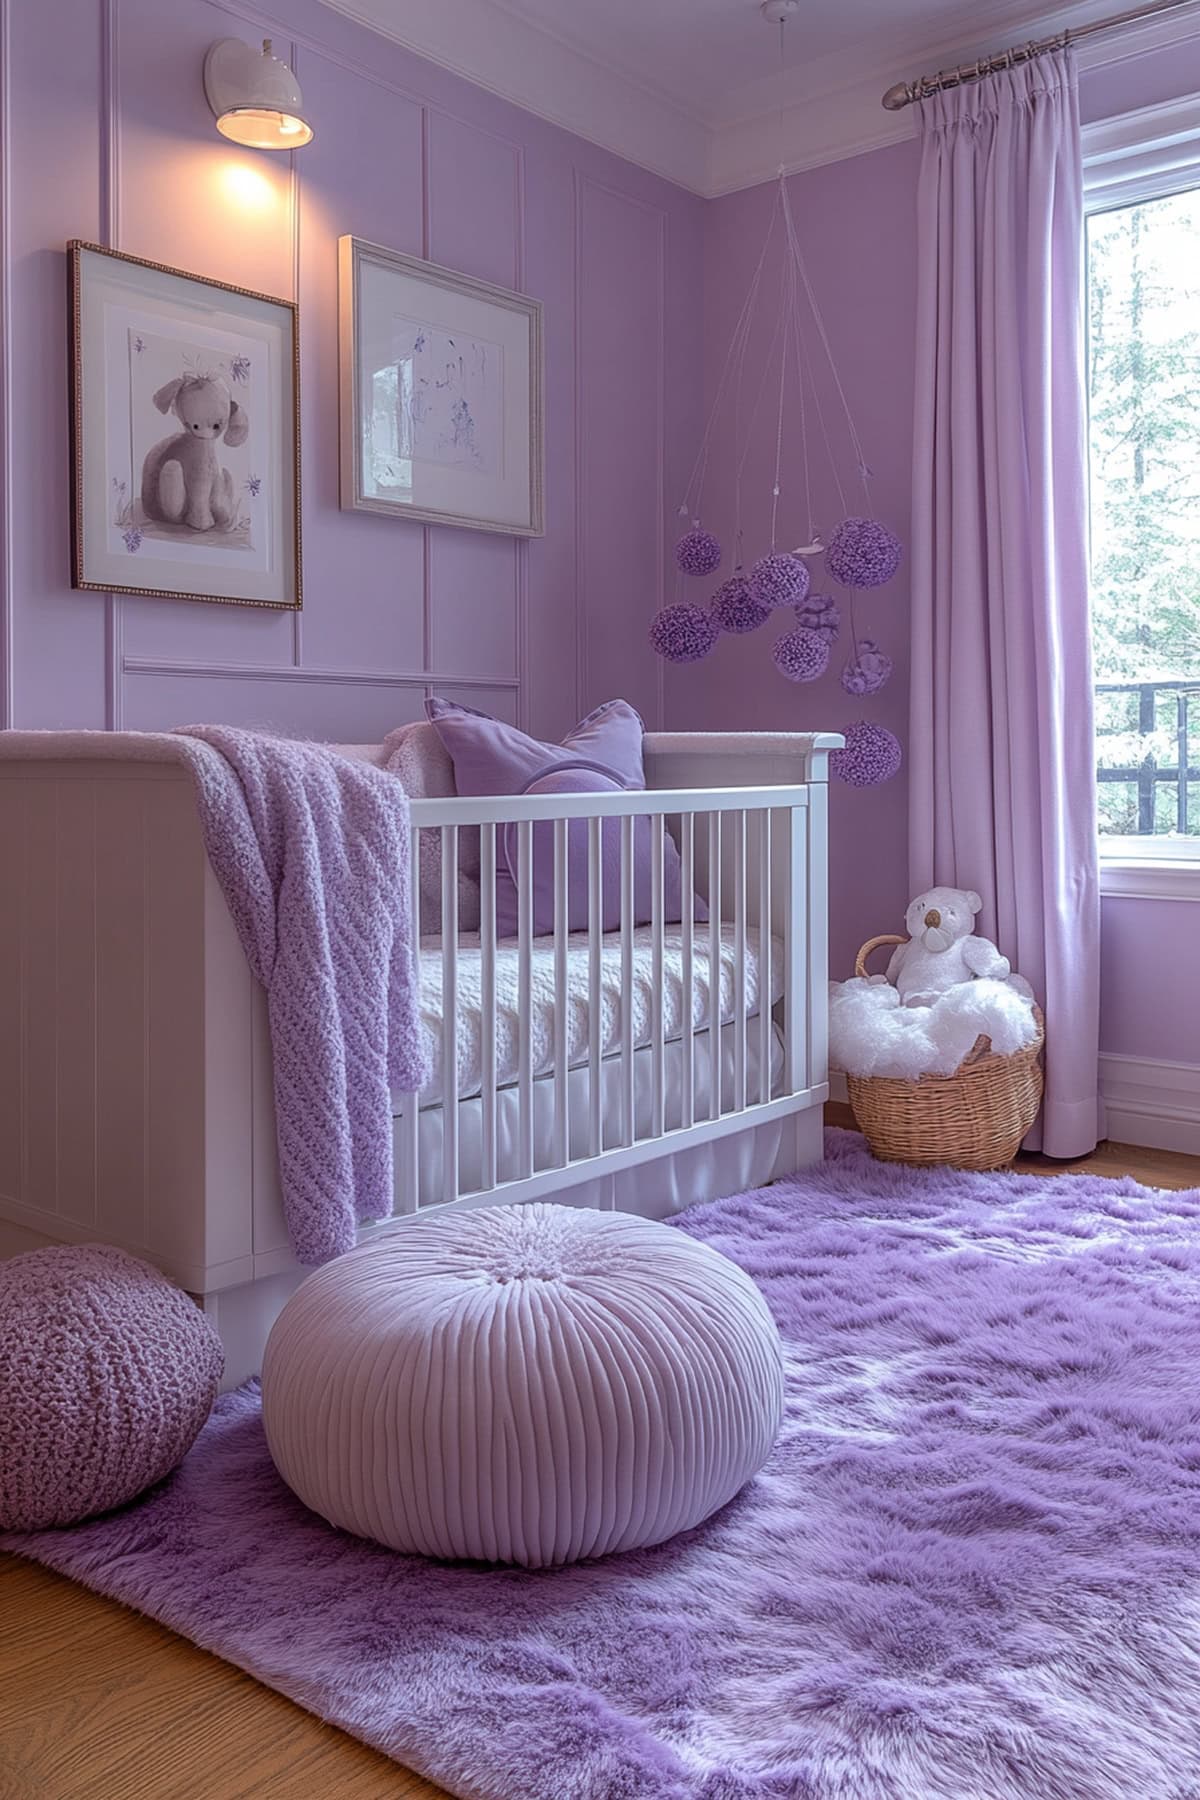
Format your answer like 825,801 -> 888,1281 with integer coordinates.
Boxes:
829,977 -> 1038,1081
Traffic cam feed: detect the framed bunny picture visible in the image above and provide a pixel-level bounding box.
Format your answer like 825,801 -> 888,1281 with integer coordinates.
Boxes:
68,241 -> 301,609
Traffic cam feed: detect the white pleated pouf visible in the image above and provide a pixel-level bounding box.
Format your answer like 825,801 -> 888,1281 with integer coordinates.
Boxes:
261,1202 -> 783,1568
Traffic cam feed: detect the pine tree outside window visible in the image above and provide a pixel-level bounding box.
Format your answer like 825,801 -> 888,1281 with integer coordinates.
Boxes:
1084,102 -> 1200,885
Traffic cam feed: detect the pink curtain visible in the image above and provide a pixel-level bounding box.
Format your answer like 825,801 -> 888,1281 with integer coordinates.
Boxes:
909,48 -> 1100,1158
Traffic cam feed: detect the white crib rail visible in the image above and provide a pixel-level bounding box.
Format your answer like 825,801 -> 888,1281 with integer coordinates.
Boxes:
392,779 -> 829,1223
0,734 -> 837,1344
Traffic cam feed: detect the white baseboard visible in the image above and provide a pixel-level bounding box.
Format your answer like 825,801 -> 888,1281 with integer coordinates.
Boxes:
1099,1053 -> 1200,1155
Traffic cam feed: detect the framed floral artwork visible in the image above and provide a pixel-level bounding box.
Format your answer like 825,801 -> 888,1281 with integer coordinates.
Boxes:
68,241 -> 301,609
338,236 -> 544,536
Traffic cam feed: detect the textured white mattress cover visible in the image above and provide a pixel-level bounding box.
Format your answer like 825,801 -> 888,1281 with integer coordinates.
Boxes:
414,924 -> 784,1107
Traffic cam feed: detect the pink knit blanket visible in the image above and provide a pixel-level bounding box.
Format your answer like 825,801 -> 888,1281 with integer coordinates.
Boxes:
174,727 -> 429,1265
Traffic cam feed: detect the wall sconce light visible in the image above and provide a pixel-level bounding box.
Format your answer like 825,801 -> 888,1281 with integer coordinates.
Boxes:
203,37 -> 314,150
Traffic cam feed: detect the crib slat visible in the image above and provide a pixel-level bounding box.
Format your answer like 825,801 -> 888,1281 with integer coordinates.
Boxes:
650,815 -> 665,1140
441,825 -> 459,1207
758,808 -> 773,1104
620,814 -> 635,1146
396,822 -> 421,1215
553,816 -> 570,1169
806,778 -> 830,1102
708,811 -> 722,1121
480,823 -> 498,1193
733,808 -> 747,1114
518,820 -> 534,1177
588,817 -> 603,1159
785,802 -> 808,1098
680,812 -> 695,1131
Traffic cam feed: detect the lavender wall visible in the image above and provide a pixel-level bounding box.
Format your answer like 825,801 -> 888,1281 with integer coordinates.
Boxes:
677,43 -> 1200,1068
0,0 -> 703,746
668,141 -> 920,984
1,0 -> 1192,1075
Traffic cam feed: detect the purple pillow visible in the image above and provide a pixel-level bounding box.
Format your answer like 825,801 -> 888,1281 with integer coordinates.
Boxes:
425,698 -> 706,939
425,696 -> 647,795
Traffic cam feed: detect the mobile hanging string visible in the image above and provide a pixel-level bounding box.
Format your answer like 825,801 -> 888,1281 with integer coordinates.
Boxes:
649,0 -> 904,788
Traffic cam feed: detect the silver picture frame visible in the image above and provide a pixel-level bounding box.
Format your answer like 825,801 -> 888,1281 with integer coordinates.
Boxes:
338,235 -> 544,538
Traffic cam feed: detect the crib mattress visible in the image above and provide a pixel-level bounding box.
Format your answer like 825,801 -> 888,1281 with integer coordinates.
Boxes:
413,924 -> 784,1109
407,1018 -> 785,1210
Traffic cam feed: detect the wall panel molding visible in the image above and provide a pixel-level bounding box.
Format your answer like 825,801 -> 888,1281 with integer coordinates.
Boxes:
573,172 -> 668,730
654,205 -> 666,733
2,0 -> 701,744
571,165 -> 585,726
101,0 -> 123,729
514,143 -> 529,731
318,0 -> 707,194
122,656 -> 518,690
0,0 -> 13,729
288,33 -> 303,673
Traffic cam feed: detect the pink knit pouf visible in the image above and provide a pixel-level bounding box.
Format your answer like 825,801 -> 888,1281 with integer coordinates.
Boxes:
0,1244 -> 224,1531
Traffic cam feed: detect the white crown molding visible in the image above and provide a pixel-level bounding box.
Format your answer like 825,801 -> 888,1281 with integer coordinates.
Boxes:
709,0 -> 1200,195
317,0 -> 1200,199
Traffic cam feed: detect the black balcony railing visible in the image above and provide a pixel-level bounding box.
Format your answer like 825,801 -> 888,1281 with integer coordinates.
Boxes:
1096,680 -> 1200,835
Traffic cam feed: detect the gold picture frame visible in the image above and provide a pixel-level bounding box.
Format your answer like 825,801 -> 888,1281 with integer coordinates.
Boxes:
69,240 -> 302,610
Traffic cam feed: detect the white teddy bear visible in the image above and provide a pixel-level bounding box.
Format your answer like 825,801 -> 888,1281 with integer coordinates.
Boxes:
885,886 -> 1012,1008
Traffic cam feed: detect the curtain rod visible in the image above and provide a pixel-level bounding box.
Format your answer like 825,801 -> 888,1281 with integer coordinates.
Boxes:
881,0 -> 1199,110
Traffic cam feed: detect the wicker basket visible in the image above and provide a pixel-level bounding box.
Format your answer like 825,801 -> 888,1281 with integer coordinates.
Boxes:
844,935 -> 1045,1172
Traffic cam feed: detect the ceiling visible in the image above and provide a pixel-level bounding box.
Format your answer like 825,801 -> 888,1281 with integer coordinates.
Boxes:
321,0 -> 1200,193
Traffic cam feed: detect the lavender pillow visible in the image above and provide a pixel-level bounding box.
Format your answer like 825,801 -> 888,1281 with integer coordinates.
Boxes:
425,698 -> 706,939
425,696 -> 647,795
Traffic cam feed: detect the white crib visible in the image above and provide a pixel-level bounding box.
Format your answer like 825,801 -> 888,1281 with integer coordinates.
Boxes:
0,730 -> 839,1384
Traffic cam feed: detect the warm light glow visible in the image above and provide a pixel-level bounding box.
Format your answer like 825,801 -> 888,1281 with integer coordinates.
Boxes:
219,162 -> 278,213
216,106 -> 314,150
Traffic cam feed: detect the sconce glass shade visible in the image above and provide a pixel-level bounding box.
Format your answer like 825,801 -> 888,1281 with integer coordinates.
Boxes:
204,38 -> 314,150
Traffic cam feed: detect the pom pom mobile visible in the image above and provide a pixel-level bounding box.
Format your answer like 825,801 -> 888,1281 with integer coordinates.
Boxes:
650,1 -> 902,783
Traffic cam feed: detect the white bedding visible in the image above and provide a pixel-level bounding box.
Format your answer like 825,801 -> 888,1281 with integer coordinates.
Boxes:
408,1019 -> 786,1208
415,924 -> 784,1108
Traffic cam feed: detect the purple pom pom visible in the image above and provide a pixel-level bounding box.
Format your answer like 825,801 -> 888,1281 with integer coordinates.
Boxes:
794,592 -> 840,641
749,553 -> 810,609
712,575 -> 771,634
675,528 -> 722,577
771,626 -> 829,684
826,518 -> 902,589
649,603 -> 719,664
840,639 -> 893,696
831,720 -> 902,787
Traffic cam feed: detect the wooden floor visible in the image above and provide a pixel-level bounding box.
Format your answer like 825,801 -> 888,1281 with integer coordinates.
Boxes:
3,1127 -> 1198,1800
0,1555 -> 445,1800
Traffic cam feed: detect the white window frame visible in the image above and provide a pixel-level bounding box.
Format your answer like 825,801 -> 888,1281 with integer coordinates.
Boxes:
1083,96 -> 1200,899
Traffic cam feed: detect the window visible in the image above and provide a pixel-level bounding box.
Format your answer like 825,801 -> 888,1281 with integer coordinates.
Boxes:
1086,132 -> 1200,868
1084,100 -> 1200,896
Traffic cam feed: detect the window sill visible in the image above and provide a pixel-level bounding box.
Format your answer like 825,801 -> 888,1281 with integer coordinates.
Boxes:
1100,860 -> 1200,902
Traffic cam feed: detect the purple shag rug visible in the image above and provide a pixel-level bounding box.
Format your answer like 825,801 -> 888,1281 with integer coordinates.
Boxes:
6,1129 -> 1200,1800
